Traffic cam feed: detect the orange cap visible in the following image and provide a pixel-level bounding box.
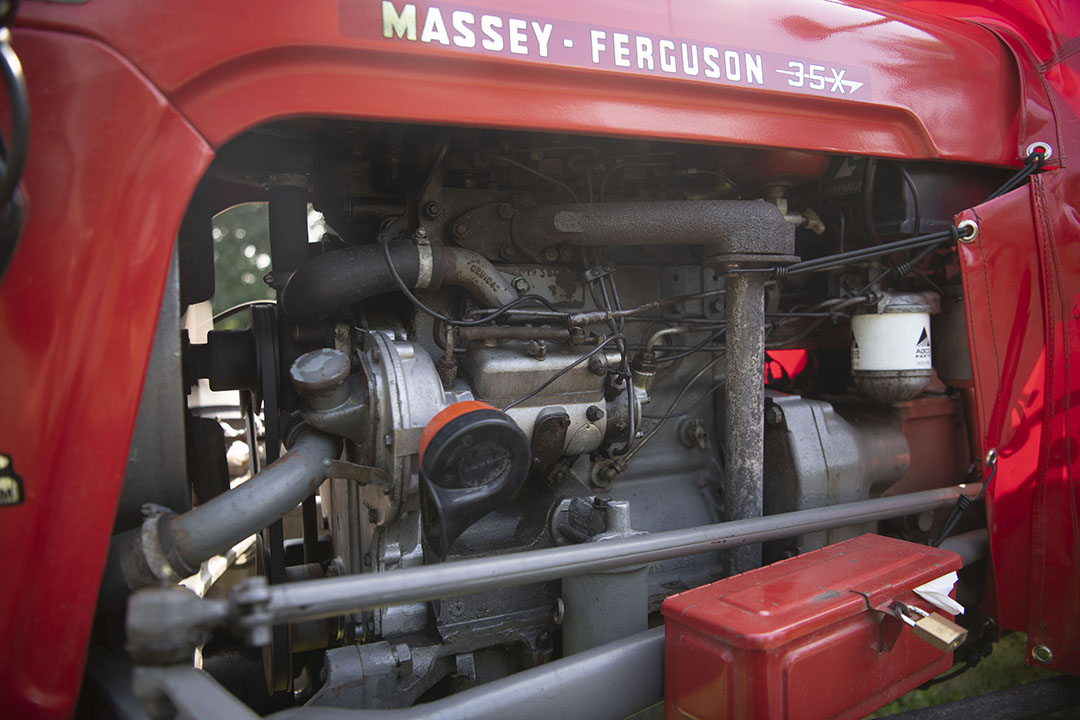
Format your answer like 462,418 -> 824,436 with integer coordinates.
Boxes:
418,401 -> 499,463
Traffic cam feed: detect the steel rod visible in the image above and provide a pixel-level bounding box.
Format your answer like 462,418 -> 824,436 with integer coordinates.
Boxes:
270,628 -> 665,720
254,484 -> 981,626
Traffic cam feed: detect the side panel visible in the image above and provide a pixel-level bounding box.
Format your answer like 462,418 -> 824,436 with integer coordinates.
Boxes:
0,30 -> 213,718
957,165 -> 1080,674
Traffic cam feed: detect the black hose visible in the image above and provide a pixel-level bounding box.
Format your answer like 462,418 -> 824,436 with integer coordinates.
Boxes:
280,240 -> 444,321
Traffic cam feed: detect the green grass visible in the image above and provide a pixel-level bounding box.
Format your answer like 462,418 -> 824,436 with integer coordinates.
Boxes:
867,633 -> 1076,718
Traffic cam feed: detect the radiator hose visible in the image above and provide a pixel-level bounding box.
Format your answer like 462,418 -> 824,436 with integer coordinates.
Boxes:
280,240 -> 516,321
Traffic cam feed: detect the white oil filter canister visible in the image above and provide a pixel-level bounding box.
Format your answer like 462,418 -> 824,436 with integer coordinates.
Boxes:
851,291 -> 940,402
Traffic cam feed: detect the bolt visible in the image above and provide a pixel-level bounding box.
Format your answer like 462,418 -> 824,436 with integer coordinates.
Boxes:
546,466 -> 569,485
453,223 -> 468,238
526,339 -> 547,359
414,228 -> 427,239
512,276 -> 530,293
542,247 -> 560,262
1032,645 -> 1054,664
499,244 -> 515,260
423,201 -> 442,219
765,405 -> 784,427
588,355 -> 607,376
384,433 -> 393,448
498,202 -> 515,219
586,405 -> 605,422
558,246 -> 575,262
680,418 -> 709,449
710,298 -> 725,313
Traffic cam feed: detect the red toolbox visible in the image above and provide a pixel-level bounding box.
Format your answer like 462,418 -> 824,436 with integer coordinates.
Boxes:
662,534 -> 963,720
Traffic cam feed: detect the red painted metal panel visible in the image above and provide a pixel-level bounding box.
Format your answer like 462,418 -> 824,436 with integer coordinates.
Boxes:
662,534 -> 962,720
0,30 -> 212,719
20,0 -> 1021,163
0,1 -> 1074,716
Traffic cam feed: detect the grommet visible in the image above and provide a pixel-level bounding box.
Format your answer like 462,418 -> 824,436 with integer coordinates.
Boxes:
1032,644 -> 1054,664
957,219 -> 979,244
1025,141 -> 1053,160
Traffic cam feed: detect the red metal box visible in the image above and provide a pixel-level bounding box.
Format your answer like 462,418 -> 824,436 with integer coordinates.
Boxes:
662,534 -> 963,720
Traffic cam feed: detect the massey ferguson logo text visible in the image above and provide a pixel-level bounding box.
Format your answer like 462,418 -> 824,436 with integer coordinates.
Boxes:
372,1 -> 870,99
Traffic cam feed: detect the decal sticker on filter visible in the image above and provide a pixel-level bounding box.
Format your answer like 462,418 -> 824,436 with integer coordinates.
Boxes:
851,312 -> 932,371
341,1 -> 872,101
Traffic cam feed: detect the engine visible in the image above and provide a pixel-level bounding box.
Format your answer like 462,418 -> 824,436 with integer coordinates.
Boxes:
109,119 -> 992,711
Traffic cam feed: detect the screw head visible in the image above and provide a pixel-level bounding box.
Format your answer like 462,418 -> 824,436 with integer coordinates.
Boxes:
423,201 -> 442,219
453,223 -> 468,238
498,202 -> 515,219
512,276 -> 530,293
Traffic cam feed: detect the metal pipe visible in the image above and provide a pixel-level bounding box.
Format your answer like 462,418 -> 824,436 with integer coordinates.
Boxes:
509,199 -> 794,262
457,325 -> 572,343
105,427 -> 340,598
245,484 -> 980,626
940,528 -> 989,566
168,428 -> 339,568
724,271 -> 766,574
440,246 -> 518,308
271,628 -> 665,720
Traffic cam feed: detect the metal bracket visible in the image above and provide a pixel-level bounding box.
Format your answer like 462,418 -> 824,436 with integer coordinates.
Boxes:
327,459 -> 392,492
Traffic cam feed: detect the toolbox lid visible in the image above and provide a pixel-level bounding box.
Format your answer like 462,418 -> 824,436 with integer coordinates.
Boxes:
661,534 -> 961,651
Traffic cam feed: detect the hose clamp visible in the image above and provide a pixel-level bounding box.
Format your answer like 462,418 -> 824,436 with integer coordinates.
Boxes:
139,513 -> 185,583
415,231 -> 433,289
957,219 -> 978,244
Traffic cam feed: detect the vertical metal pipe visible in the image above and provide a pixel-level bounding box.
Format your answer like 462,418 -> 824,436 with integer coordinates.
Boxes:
724,271 -> 766,574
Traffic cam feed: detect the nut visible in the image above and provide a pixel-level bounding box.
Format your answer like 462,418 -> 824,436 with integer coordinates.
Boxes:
588,355 -> 608,376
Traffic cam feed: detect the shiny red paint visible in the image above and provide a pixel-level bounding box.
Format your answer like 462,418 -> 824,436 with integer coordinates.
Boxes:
956,162 -> 1080,674
662,534 -> 963,719
0,0 -> 1076,717
21,0 -> 1022,162
0,30 -> 213,719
